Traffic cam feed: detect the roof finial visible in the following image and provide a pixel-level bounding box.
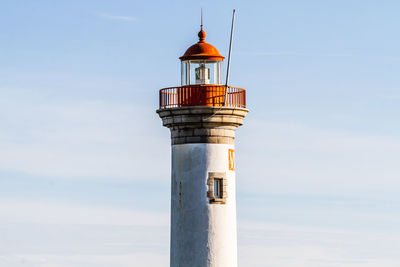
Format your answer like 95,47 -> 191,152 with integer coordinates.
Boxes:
198,8 -> 206,43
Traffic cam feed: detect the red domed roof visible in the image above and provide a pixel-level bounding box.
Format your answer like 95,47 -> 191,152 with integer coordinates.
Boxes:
179,29 -> 225,61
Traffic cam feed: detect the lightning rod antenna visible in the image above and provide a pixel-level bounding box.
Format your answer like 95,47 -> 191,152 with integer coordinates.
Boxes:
201,8 -> 203,30
224,9 -> 236,106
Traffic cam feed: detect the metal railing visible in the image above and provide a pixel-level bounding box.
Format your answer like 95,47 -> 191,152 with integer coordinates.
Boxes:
159,85 -> 246,109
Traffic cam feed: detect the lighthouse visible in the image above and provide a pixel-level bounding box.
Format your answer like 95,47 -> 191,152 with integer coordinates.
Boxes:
157,21 -> 248,267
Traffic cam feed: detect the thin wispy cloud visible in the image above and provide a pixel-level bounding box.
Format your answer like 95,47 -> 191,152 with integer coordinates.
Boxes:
0,199 -> 169,266
378,92 -> 400,100
237,51 -> 400,60
0,87 -> 168,180
0,199 -> 168,226
236,51 -> 304,57
96,12 -> 137,22
238,119 -> 400,198
236,51 -> 355,57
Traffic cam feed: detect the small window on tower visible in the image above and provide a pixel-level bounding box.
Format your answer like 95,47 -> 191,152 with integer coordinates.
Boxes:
214,178 -> 222,198
207,172 -> 227,204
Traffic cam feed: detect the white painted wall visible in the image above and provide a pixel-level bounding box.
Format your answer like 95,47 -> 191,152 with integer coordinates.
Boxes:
170,143 -> 237,267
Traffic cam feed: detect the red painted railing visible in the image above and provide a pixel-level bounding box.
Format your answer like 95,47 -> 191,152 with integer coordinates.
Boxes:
159,85 -> 246,109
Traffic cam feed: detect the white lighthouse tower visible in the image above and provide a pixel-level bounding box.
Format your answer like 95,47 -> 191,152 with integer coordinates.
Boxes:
157,22 -> 248,267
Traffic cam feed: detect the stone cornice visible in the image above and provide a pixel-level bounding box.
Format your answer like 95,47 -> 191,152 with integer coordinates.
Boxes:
156,106 -> 249,144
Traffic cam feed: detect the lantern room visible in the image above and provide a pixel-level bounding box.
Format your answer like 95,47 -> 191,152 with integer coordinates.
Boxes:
180,28 -> 224,85
158,26 -> 246,109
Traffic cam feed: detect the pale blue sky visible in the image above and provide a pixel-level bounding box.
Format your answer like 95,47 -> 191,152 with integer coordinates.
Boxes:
1,0 -> 400,266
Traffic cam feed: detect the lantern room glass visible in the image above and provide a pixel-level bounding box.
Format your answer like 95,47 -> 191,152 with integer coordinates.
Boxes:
181,60 -> 222,86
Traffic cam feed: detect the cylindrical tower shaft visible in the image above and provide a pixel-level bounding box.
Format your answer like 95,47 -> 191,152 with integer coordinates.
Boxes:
157,106 -> 248,267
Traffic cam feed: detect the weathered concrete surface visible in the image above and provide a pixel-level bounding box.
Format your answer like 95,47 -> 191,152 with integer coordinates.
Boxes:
171,144 -> 237,267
